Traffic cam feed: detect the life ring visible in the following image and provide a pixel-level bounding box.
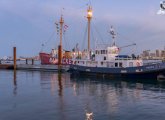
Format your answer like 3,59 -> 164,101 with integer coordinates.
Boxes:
62,58 -> 66,64
136,62 -> 140,66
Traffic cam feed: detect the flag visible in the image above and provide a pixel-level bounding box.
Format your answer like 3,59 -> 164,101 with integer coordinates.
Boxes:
64,24 -> 68,29
64,24 -> 69,33
55,22 -> 59,34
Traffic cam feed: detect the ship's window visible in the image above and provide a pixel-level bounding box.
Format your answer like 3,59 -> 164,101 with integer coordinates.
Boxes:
102,50 -> 104,54
109,62 -> 114,67
129,62 -> 133,67
115,63 -> 118,67
104,56 -> 106,60
105,50 -> 106,54
119,62 -> 122,67
96,50 -> 98,54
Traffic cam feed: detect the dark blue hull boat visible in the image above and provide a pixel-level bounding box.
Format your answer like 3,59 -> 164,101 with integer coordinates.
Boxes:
70,62 -> 165,79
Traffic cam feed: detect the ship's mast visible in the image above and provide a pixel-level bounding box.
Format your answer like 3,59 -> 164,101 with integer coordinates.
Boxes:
58,15 -> 64,65
87,6 -> 93,53
60,15 -> 64,47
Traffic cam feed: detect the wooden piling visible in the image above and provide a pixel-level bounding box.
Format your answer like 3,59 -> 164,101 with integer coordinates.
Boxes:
13,47 -> 16,70
26,59 -> 28,64
32,59 -> 34,65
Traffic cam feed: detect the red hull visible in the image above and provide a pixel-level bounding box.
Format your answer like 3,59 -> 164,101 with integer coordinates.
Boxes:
39,52 -> 72,65
39,52 -> 58,65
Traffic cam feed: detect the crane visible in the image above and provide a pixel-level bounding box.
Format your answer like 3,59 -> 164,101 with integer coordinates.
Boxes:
119,43 -> 136,49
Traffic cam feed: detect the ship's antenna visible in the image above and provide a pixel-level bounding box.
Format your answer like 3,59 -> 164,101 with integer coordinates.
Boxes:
109,26 -> 116,46
60,8 -> 65,16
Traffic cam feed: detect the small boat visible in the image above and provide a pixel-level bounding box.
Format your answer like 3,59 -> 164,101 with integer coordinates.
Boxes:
70,6 -> 165,79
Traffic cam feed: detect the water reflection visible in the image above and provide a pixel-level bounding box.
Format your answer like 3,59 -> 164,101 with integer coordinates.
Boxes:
58,73 -> 63,96
40,72 -> 71,96
71,76 -> 165,117
2,70 -> 165,120
13,70 -> 17,96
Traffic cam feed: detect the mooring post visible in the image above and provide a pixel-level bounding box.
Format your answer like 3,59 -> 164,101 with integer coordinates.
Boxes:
13,47 -> 16,70
26,59 -> 28,64
32,59 -> 34,65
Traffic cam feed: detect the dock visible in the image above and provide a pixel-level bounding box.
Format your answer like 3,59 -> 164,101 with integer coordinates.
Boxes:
0,59 -> 70,72
16,64 -> 70,72
0,64 -> 14,69
0,64 -> 69,72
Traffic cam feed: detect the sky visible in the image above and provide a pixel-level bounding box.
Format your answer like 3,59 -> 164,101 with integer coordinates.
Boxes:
0,0 -> 165,58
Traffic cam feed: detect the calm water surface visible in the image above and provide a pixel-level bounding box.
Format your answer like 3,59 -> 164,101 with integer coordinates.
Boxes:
0,70 -> 165,120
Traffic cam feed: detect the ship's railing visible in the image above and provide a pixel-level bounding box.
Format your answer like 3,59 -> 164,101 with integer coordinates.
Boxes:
143,61 -> 163,66
115,57 -> 138,60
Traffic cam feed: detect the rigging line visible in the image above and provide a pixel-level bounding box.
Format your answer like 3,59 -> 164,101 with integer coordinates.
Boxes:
63,32 -> 70,51
77,3 -> 89,10
40,31 -> 56,51
116,31 -> 135,43
55,33 -> 59,48
82,23 -> 88,50
91,24 -> 95,50
92,22 -> 105,44
88,0 -> 92,6
133,44 -> 138,55
63,32 -> 67,50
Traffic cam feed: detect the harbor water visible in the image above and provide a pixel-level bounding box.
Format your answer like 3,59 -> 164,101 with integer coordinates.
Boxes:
0,70 -> 165,120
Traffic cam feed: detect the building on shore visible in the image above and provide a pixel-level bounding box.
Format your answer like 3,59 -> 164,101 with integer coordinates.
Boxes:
140,49 -> 165,60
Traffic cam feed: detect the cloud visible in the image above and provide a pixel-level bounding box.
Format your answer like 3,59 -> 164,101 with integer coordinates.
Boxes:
0,0 -> 165,57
